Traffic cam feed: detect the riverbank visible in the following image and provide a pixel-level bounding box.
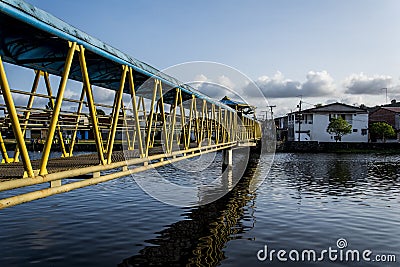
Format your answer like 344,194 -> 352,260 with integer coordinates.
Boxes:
277,141 -> 400,154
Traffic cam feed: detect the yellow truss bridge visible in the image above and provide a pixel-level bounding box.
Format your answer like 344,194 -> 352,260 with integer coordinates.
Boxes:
0,0 -> 262,209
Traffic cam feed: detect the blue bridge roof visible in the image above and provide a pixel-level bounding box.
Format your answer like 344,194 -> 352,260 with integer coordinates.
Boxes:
0,0 -> 237,111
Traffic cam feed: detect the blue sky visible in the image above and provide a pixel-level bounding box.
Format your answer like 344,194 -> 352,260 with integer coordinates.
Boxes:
21,0 -> 400,116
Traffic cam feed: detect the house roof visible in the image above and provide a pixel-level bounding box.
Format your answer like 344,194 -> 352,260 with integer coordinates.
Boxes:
219,96 -> 255,115
381,107 -> 400,113
298,102 -> 367,114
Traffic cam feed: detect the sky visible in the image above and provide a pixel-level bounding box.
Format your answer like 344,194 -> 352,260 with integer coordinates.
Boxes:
16,0 -> 400,117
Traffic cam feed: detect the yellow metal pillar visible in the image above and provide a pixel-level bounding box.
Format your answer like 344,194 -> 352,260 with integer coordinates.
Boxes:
233,111 -> 237,142
0,133 -> 11,163
39,42 -> 77,176
216,107 -> 222,145
13,70 -> 41,162
157,82 -> 168,152
145,80 -> 159,157
106,88 -> 121,153
78,45 -> 106,165
107,65 -> 127,164
106,90 -> 119,153
168,88 -> 179,153
186,95 -> 195,148
128,68 -> 144,157
121,103 -> 132,150
228,111 -> 233,142
222,109 -> 228,143
178,90 -> 187,148
207,104 -> 214,146
193,98 -> 200,146
210,104 -> 216,146
43,72 -> 68,157
68,87 -> 85,156
0,56 -> 34,177
199,99 -> 206,146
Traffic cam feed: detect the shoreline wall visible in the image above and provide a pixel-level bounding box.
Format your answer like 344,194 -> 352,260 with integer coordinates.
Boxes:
277,141 -> 400,153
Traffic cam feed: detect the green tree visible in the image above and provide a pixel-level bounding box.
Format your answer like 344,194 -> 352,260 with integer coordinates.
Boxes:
96,109 -> 106,116
326,117 -> 352,142
45,100 -> 53,110
369,122 -> 395,142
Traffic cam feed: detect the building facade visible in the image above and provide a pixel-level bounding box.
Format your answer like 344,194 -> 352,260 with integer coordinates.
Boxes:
286,103 -> 369,142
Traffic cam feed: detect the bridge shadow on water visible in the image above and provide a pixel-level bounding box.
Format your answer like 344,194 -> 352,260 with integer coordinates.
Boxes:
118,155 -> 261,266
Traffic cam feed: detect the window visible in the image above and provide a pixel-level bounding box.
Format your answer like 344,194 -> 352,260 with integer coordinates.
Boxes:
353,129 -> 358,133
304,114 -> 313,124
361,129 -> 368,136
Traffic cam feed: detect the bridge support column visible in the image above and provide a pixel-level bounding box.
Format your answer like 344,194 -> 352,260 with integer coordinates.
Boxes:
222,148 -> 232,170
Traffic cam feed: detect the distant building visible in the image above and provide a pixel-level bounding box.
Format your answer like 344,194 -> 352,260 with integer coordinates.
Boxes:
285,103 -> 369,142
369,107 -> 400,141
274,115 -> 288,141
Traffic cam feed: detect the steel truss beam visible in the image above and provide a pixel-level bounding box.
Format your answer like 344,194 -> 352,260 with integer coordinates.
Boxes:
0,39 -> 261,208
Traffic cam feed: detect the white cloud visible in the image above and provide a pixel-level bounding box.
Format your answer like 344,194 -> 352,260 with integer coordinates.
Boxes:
190,74 -> 236,99
344,73 -> 393,94
217,75 -> 235,90
193,74 -> 209,83
251,70 -> 335,98
92,86 -> 115,104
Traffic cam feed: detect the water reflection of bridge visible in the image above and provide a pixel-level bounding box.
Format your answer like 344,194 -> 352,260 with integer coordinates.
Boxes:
0,0 -> 262,208
119,158 -> 259,266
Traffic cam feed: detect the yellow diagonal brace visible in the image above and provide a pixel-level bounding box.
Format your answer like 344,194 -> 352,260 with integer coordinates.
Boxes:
150,99 -> 160,148
128,68 -> 144,157
121,103 -> 131,149
186,95 -> 195,149
68,87 -> 85,156
106,90 -> 119,153
178,90 -> 187,147
216,107 -> 222,144
43,72 -> 68,157
145,80 -> 159,157
193,98 -> 200,146
0,132 -> 11,163
39,42 -> 77,176
13,70 -> 41,162
168,88 -> 179,153
157,81 -> 168,153
107,65 -> 127,164
0,56 -> 34,177
78,45 -> 106,165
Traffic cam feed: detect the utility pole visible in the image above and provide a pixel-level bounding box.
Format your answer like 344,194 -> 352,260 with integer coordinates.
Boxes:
297,99 -> 302,142
381,87 -> 388,104
269,105 -> 276,119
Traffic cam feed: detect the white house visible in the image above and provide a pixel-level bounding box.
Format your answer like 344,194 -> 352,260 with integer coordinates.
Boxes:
287,103 -> 369,142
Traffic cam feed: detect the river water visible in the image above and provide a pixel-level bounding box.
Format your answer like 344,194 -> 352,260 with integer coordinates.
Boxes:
0,152 -> 399,266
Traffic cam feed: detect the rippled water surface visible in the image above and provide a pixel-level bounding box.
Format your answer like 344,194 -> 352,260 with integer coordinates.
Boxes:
0,152 -> 399,266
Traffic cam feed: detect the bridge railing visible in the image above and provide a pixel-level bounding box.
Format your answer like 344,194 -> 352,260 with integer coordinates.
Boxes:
0,0 -> 261,208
